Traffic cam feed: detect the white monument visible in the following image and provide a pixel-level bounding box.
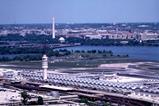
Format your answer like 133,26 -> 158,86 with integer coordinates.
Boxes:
52,17 -> 55,39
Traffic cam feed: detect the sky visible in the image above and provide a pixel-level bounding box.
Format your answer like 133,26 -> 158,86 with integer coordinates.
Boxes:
0,0 -> 159,24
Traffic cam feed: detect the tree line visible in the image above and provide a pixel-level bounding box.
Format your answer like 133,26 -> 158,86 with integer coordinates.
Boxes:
0,48 -> 117,61
1,34 -> 159,46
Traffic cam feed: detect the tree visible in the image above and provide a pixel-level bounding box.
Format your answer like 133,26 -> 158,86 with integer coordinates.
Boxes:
37,96 -> 44,105
80,97 -> 89,104
21,91 -> 31,105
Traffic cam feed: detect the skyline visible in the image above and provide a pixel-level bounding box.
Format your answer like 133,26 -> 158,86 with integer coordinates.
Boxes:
0,0 -> 159,24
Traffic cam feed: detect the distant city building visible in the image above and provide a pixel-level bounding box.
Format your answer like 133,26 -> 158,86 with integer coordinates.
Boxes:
140,32 -> 159,41
0,23 -> 159,42
85,34 -> 102,39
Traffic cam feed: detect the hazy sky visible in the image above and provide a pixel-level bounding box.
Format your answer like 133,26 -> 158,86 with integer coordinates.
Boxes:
0,0 -> 159,24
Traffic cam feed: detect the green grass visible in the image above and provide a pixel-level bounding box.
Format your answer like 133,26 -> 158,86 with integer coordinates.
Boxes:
0,57 -> 140,69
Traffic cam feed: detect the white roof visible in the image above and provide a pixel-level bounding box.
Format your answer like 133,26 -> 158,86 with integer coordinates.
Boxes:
42,54 -> 48,59
59,37 -> 65,41
40,85 -> 73,91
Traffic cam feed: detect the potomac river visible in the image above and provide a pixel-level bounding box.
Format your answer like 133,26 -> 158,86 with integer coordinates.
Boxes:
58,46 -> 159,62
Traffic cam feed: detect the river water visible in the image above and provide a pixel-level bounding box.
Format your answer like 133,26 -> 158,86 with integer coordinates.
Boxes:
58,46 -> 159,62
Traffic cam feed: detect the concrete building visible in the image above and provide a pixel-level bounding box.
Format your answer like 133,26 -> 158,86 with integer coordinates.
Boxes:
85,34 -> 102,39
140,32 -> 159,41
